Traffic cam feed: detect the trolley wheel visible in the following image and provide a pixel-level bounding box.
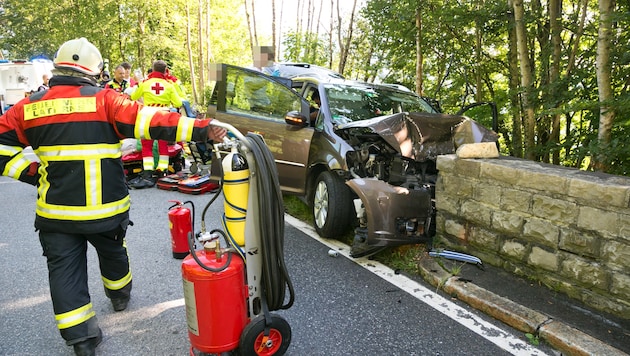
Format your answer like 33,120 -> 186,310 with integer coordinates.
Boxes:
239,314 -> 291,356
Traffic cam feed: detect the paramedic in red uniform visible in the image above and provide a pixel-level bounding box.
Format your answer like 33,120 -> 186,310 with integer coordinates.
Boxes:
129,59 -> 185,188
0,38 -> 226,356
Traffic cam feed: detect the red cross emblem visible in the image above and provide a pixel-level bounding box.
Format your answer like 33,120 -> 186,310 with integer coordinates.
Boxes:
151,82 -> 165,94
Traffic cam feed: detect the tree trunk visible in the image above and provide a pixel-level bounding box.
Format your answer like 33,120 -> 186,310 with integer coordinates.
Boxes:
328,0 -> 334,68
245,0 -> 255,57
474,0 -> 483,102
272,0 -> 277,55
197,0 -> 204,104
185,3 -> 198,105
251,0 -> 259,47
415,6 -> 423,96
337,0 -> 358,75
507,0 -> 522,157
513,0 -> 536,160
594,0 -> 615,171
549,0 -> 561,164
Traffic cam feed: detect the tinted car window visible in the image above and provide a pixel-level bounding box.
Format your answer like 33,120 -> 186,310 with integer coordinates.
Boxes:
225,67 -> 301,123
324,83 -> 437,124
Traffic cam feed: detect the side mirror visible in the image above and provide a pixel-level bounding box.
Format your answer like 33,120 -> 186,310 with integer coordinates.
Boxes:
284,110 -> 308,127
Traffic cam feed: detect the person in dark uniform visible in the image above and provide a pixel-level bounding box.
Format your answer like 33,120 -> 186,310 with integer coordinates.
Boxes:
0,37 -> 226,356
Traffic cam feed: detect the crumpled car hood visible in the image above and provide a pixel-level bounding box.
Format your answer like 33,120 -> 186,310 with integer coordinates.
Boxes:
338,112 -> 498,161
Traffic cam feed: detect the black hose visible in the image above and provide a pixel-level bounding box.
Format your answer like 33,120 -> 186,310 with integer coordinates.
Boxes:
245,133 -> 295,311
186,230 -> 232,272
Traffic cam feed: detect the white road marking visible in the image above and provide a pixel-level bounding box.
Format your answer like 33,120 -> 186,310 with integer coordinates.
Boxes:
285,214 -> 550,356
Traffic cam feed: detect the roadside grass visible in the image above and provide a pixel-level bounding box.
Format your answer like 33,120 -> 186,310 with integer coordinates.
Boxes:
282,194 -> 424,276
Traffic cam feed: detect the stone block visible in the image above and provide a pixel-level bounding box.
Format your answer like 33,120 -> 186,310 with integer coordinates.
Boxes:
453,158 -> 482,178
500,188 -> 532,214
501,239 -> 528,260
455,142 -> 499,159
568,176 -> 630,209
620,214 -> 630,242
439,175 -> 475,199
523,218 -> 560,247
531,196 -> 578,224
444,219 -> 467,241
577,206 -> 619,237
558,229 -> 600,258
528,246 -> 559,272
611,273 -> 630,298
436,154 -> 456,172
435,194 -> 459,215
516,169 -> 568,196
492,210 -> 524,234
469,227 -> 500,251
560,255 -> 609,290
473,185 -> 502,207
539,321 -> 628,356
461,201 -> 493,226
479,161 -> 523,185
601,240 -> 630,270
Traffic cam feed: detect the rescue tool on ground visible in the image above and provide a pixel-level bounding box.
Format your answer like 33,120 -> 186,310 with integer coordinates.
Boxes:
176,121 -> 294,356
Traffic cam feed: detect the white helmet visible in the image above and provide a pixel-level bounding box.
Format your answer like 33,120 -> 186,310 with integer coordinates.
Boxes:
53,38 -> 103,76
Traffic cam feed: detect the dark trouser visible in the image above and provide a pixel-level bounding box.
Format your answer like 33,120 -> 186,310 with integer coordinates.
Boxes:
38,227 -> 132,345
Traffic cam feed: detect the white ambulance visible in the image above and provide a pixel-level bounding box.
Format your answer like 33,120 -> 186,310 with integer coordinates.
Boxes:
0,58 -> 54,114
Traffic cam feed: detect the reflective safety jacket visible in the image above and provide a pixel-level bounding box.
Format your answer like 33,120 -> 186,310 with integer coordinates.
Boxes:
0,75 -> 212,234
130,72 -> 183,108
104,79 -> 129,94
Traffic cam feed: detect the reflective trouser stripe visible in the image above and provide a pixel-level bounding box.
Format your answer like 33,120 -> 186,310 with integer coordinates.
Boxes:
142,156 -> 155,170
157,155 -> 169,171
55,303 -> 95,330
102,271 -> 132,291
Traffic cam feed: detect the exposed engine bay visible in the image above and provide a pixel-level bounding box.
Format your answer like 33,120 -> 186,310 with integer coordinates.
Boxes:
338,112 -> 498,257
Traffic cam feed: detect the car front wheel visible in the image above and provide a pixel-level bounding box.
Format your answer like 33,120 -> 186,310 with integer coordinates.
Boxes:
312,171 -> 353,238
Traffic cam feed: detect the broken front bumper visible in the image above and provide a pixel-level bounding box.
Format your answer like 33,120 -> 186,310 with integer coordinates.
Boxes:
346,178 -> 433,257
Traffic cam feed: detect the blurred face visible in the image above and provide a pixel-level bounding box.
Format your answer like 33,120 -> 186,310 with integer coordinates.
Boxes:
114,68 -> 125,82
124,68 -> 131,79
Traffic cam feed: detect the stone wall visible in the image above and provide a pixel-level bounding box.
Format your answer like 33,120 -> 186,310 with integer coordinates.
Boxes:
435,154 -> 630,319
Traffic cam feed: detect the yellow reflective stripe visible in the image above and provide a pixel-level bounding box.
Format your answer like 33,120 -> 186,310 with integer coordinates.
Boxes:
176,116 -> 196,142
85,159 -> 101,206
157,155 -> 169,171
0,144 -> 21,156
24,97 -> 96,121
55,303 -> 95,330
135,107 -> 162,139
102,271 -> 132,291
2,152 -> 31,179
36,196 -> 131,221
36,144 -> 121,160
142,156 -> 154,170
37,161 -> 50,201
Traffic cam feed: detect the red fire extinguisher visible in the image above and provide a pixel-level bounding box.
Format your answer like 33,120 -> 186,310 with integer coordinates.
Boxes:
168,200 -> 193,259
182,241 -> 248,354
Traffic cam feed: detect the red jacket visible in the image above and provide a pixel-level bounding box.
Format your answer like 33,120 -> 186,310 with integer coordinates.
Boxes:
0,75 -> 211,233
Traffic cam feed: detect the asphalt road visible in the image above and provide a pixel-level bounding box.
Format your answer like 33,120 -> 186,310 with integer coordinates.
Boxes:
0,176 -> 556,356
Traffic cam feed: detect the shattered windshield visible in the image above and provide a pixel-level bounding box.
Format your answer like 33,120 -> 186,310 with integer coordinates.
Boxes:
324,83 -> 437,124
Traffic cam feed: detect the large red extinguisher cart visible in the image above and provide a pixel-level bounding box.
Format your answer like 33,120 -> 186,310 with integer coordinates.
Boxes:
180,121 -> 294,356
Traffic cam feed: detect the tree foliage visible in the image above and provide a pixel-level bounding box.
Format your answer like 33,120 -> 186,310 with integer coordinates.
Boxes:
1,0 -> 628,175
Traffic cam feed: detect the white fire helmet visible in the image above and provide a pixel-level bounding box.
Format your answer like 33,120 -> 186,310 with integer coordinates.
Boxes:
53,38 -> 103,76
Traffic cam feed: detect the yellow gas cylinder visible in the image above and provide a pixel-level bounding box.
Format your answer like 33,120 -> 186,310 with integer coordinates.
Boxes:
222,146 -> 249,247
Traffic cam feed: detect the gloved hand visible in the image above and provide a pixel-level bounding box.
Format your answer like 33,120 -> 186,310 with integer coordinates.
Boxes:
207,124 -> 227,142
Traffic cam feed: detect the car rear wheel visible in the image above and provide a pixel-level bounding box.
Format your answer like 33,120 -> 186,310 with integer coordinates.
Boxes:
312,171 -> 353,238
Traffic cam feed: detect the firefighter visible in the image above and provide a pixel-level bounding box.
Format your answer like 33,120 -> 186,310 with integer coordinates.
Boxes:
129,60 -> 186,188
0,38 -> 226,356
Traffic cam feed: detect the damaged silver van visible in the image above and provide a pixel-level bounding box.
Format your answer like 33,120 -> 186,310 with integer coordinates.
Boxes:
208,64 -> 497,257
